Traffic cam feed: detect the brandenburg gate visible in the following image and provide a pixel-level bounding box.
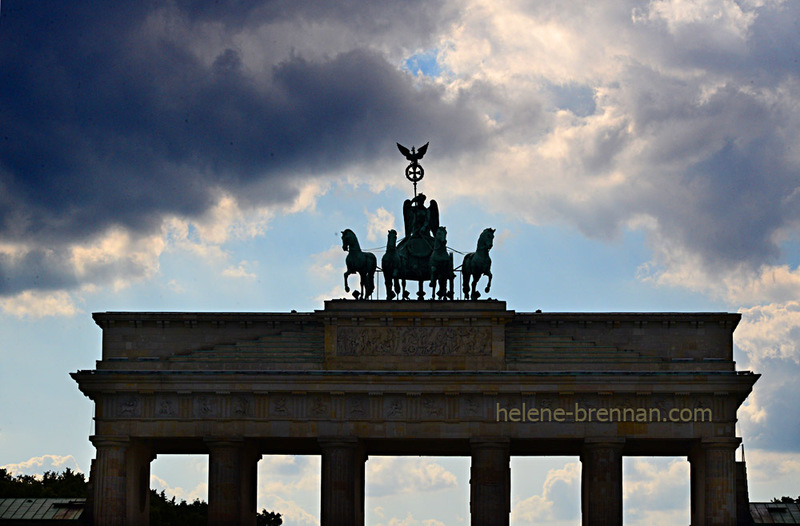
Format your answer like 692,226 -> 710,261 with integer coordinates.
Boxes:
72,145 -> 758,525
72,302 -> 757,525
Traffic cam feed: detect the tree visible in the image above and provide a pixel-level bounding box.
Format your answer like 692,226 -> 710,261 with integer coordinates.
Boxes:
258,508 -> 283,526
0,467 -> 88,498
0,468 -> 282,524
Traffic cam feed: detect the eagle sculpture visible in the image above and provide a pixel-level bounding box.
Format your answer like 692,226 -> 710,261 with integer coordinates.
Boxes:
396,142 -> 429,162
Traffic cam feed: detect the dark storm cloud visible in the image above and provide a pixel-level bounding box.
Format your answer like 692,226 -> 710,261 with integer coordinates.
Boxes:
0,1 -> 486,294
628,75 -> 800,271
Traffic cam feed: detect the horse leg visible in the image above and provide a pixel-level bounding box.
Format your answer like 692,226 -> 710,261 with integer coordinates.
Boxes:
471,275 -> 481,300
344,270 -> 352,293
366,269 -> 375,299
447,254 -> 454,300
384,271 -> 394,300
485,270 -> 493,294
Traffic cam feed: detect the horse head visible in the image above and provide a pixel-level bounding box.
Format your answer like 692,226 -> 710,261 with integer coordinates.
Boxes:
386,229 -> 397,248
478,228 -> 495,251
434,226 -> 447,248
341,229 -> 355,251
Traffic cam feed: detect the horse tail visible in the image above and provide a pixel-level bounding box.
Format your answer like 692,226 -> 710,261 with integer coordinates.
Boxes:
462,253 -> 473,296
367,254 -> 377,298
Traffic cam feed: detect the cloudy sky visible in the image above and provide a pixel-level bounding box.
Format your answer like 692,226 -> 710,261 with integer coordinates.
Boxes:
1,0 -> 799,524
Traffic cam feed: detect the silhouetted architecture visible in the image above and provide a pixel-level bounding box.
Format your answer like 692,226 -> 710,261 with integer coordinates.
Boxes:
72,303 -> 759,525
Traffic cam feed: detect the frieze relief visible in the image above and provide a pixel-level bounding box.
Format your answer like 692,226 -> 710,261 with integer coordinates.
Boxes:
155,395 -> 177,417
117,395 -> 141,417
336,326 -> 491,356
102,391 -> 728,423
194,395 -> 218,418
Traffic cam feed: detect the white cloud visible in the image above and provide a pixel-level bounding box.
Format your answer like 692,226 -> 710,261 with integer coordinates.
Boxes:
623,457 -> 689,509
737,301 -> 800,365
367,457 -> 458,497
0,290 -> 81,318
512,461 -> 580,524
150,474 -> 208,503
637,243 -> 800,305
744,449 -> 800,488
366,207 -> 396,243
639,0 -> 757,47
373,513 -> 446,526
222,261 -> 257,280
1,454 -> 82,476
258,456 -> 321,495
281,180 -> 329,215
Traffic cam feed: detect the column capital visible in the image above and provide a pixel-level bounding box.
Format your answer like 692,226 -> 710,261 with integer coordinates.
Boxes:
700,437 -> 741,450
319,437 -> 362,449
90,435 -> 130,448
582,437 -> 625,452
204,437 -> 245,449
469,437 -> 510,449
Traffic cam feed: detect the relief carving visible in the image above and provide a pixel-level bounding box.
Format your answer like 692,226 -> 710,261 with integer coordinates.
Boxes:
118,395 -> 141,417
347,397 -> 366,417
337,326 -> 491,356
233,395 -> 252,417
272,396 -> 288,416
195,396 -> 217,417
422,397 -> 443,418
157,397 -> 176,417
310,396 -> 328,417
387,398 -> 404,417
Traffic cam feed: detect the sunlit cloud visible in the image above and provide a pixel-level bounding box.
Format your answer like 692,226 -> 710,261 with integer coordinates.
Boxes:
0,291 -> 81,319
1,455 -> 82,476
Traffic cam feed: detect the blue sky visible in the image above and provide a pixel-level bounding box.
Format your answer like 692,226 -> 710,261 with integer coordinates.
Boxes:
2,1 -> 800,524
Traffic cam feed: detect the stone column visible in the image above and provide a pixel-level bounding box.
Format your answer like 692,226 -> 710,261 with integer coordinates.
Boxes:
240,445 -> 262,526
581,438 -> 624,526
689,443 -> 705,526
208,439 -> 258,526
90,436 -> 129,526
695,437 -> 740,526
469,438 -> 510,526
319,438 -> 366,526
125,441 -> 154,526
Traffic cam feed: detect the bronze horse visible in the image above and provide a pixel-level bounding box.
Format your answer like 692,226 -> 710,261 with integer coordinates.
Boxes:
341,229 -> 376,299
381,229 -> 402,300
462,228 -> 494,300
430,226 -> 454,300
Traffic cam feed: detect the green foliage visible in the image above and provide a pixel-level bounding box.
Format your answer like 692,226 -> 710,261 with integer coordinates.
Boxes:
258,508 -> 283,526
0,468 -> 282,525
149,489 -> 207,526
0,467 -> 88,498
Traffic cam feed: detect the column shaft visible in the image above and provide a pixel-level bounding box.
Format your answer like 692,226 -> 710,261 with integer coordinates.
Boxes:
690,445 -> 706,526
581,439 -> 624,526
470,439 -> 510,526
208,441 -> 246,526
91,437 -> 128,526
125,442 -> 153,526
320,438 -> 365,526
701,438 -> 740,526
